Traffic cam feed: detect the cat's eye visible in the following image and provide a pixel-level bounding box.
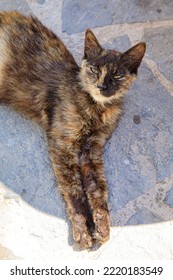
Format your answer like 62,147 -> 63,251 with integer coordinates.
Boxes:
90,66 -> 99,75
114,74 -> 124,80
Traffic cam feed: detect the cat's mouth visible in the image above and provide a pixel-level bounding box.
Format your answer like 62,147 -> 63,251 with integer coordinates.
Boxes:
98,88 -> 116,98
96,83 -> 120,98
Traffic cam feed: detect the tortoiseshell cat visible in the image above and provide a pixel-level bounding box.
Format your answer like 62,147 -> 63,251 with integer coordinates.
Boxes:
0,12 -> 146,248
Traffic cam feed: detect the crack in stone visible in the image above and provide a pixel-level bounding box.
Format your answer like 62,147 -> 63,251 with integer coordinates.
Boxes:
144,58 -> 173,96
113,173 -> 173,226
66,19 -> 173,42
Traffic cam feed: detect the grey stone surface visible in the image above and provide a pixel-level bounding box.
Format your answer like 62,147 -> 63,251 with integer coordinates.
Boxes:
0,0 -> 173,260
164,188 -> 173,207
62,0 -> 173,34
143,27 -> 173,83
103,35 -> 131,52
126,207 -> 164,225
62,0 -> 113,34
0,0 -> 31,14
0,107 -> 65,218
106,64 -> 173,212
37,0 -> 46,5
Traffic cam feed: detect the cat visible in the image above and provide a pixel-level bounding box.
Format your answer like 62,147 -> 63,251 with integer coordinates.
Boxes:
0,12 -> 146,249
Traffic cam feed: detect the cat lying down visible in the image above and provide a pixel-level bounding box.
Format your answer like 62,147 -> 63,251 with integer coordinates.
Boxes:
0,12 -> 146,248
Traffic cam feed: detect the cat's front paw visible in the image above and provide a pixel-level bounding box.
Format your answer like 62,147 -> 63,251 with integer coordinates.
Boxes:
72,224 -> 93,249
93,209 -> 110,244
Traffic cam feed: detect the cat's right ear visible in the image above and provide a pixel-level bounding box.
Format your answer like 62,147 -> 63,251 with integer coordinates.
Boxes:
120,42 -> 146,74
84,29 -> 103,60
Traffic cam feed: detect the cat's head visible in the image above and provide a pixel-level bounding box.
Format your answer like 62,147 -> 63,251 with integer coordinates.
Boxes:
79,29 -> 146,104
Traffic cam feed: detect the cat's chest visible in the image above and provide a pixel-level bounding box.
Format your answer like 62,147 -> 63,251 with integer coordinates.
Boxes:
59,102 -> 121,141
61,109 -> 96,139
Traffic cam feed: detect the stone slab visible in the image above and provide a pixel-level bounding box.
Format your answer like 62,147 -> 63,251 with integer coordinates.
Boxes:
103,34 -> 131,53
105,64 -> 173,213
163,188 -> 173,207
62,0 -> 173,34
126,207 -> 164,225
37,0 -> 46,4
0,107 -> 65,219
143,26 -> 173,83
0,0 -> 32,14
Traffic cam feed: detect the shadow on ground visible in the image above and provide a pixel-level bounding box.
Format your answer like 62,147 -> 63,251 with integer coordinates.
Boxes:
1,64 -> 173,230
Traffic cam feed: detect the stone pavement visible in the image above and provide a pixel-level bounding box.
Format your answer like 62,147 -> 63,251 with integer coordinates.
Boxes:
0,0 -> 173,260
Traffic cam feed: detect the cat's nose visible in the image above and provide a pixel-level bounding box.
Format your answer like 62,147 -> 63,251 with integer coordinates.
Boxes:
97,83 -> 107,91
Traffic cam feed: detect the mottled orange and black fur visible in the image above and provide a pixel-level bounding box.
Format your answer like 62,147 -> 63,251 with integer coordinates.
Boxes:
0,12 -> 146,248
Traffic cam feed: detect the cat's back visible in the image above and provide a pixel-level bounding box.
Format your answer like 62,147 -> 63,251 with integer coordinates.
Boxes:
0,11 -> 77,66
0,12 -> 79,125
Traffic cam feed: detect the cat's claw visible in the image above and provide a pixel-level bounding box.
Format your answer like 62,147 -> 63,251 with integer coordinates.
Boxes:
93,209 -> 110,244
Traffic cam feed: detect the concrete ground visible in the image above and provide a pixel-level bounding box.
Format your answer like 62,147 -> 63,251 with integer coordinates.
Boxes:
0,0 -> 173,260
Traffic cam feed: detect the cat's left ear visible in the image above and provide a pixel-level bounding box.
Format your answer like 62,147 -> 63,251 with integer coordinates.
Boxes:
84,29 -> 103,59
120,42 -> 146,74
